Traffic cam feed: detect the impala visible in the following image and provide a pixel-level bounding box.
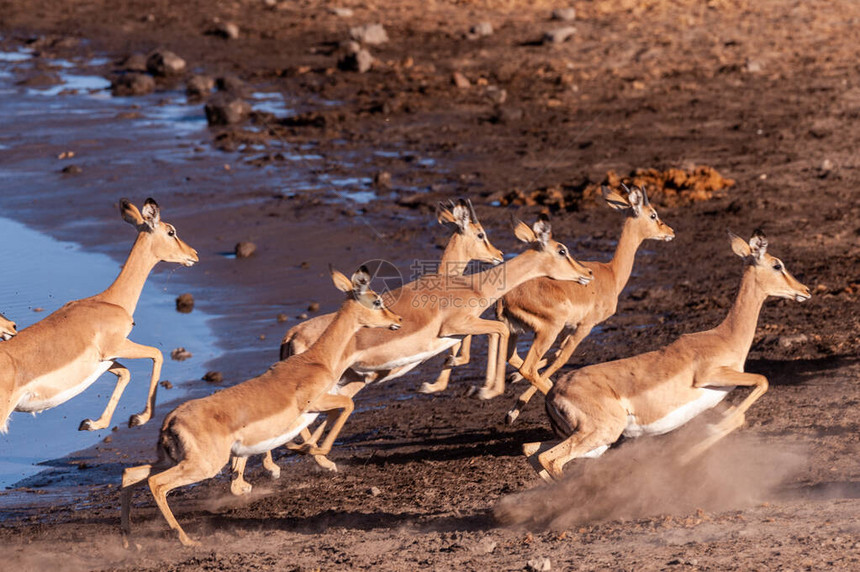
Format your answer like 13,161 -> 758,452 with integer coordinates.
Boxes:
0,198 -> 197,433
120,266 -> 402,546
499,184 -> 674,423
0,313 -> 16,340
524,230 -> 810,481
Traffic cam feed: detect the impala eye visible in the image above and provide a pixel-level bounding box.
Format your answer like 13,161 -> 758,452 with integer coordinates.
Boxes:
558,247 -> 567,257
773,263 -> 782,271
373,298 -> 382,308
477,232 -> 485,240
168,229 -> 176,237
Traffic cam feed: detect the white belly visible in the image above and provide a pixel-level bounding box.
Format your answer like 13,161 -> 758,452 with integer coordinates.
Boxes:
16,361 -> 113,413
231,412 -> 319,456
623,386 -> 734,438
353,337 -> 460,377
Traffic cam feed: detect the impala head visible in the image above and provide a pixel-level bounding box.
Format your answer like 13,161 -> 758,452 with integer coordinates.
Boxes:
513,215 -> 593,284
121,198 -> 199,267
331,265 -> 403,330
730,229 -> 810,302
603,184 -> 675,241
437,198 -> 504,265
0,313 -> 16,341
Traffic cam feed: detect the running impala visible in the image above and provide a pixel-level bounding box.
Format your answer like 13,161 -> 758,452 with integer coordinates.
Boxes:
0,198 -> 198,433
524,230 -> 810,481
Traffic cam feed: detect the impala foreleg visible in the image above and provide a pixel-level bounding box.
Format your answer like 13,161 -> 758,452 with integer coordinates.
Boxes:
80,361 -> 129,431
230,456 -> 253,495
299,394 -> 355,457
261,451 -> 282,478
111,339 -> 164,428
682,368 -> 769,464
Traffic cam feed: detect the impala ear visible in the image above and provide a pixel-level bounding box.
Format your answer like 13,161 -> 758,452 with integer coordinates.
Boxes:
749,228 -> 768,262
626,185 -> 644,217
512,217 -> 536,244
450,200 -> 471,232
140,197 -> 161,230
532,214 -> 552,248
729,230 -> 752,259
436,201 -> 457,225
351,265 -> 372,296
120,198 -> 144,227
330,265 -> 353,293
602,186 -> 631,211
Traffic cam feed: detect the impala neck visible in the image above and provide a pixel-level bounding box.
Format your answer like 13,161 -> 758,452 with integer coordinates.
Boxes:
437,233 -> 471,277
303,301 -> 364,376
608,216 -> 645,294
99,233 -> 158,316
716,266 -> 767,353
475,248 -> 547,306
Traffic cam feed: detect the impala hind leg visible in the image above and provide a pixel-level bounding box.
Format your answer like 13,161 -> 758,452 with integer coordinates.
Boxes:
80,361 -> 129,431
121,463 -> 154,547
147,461 -> 217,546
420,336 -> 472,394
261,451 -> 281,478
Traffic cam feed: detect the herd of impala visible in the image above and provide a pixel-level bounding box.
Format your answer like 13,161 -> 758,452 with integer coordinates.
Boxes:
0,191 -> 811,546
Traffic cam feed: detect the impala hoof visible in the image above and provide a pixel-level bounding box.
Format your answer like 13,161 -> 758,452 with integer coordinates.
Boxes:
266,466 -> 281,480
418,382 -> 441,394
444,355 -> 457,367
507,371 -> 524,384
78,418 -> 95,431
476,387 -> 500,400
128,413 -> 147,428
230,480 -> 253,496
505,409 -> 521,425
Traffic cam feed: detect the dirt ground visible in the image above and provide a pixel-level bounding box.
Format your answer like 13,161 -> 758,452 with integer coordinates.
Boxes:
0,0 -> 858,570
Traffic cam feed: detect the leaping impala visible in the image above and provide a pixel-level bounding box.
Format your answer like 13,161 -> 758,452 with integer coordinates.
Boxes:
231,198 -> 503,489
0,313 -> 16,340
524,230 -> 810,481
121,266 -> 403,547
0,198 -> 198,433
497,184 -> 674,423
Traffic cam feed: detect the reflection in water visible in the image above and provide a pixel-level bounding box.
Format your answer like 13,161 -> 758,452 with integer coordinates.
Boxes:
0,217 -> 216,488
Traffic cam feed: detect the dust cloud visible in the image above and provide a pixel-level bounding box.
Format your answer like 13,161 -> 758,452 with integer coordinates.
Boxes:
495,426 -> 806,529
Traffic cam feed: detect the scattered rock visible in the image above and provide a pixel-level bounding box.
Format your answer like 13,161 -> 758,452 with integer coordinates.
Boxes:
146,49 -> 186,77
471,537 -> 497,554
369,486 -> 382,497
276,313 -> 289,323
350,23 -> 388,45
61,164 -> 82,175
338,42 -> 373,73
216,75 -> 247,96
490,106 -> 523,124
205,93 -> 252,125
744,58 -> 763,73
329,7 -> 354,17
527,557 -> 552,572
170,347 -> 192,361
175,293 -> 195,313
262,0 -> 277,7
203,371 -> 223,383
160,380 -> 173,389
297,312 -> 308,320
299,261 -> 310,269
551,8 -> 577,21
779,334 -> 809,349
820,159 -> 834,172
452,71 -> 471,89
468,21 -> 494,39
103,435 -> 113,444
373,171 -> 392,189
485,85 -> 507,104
17,71 -> 61,88
111,72 -> 156,96
234,241 -> 257,258
544,26 -> 577,44
119,53 -> 148,72
207,20 -> 240,40
186,74 -> 215,100
307,302 -> 320,312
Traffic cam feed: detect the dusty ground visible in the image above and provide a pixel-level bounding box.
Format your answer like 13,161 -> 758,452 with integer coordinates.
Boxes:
0,0 -> 858,570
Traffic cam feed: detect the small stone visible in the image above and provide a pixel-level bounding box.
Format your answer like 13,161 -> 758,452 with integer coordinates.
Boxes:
207,20 -> 240,40
551,8 -> 577,21
216,75 -> 247,96
203,371 -> 223,383
370,486 -> 382,497
472,537 -> 497,554
119,53 -> 148,72
744,58 -> 763,73
452,71 -> 471,89
103,436 -> 113,443
110,72 -> 156,96
276,313 -> 289,323
307,302 -> 320,312
820,159 -> 834,172
543,26 -> 576,44
186,75 -> 215,100
300,261 -> 310,269
492,106 -> 524,124
468,22 -> 494,38
527,557 -> 552,572
329,7 -> 354,17
160,380 -> 173,389
170,347 -> 192,361
373,171 -> 392,189
262,0 -> 277,6
33,307 -> 44,312
175,293 -> 195,313
338,47 -> 373,73
485,86 -> 507,104
205,93 -> 251,125
146,49 -> 186,76
350,23 -> 388,45
778,334 -> 809,349
61,164 -> 82,175
234,241 -> 257,258
297,313 -> 308,320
